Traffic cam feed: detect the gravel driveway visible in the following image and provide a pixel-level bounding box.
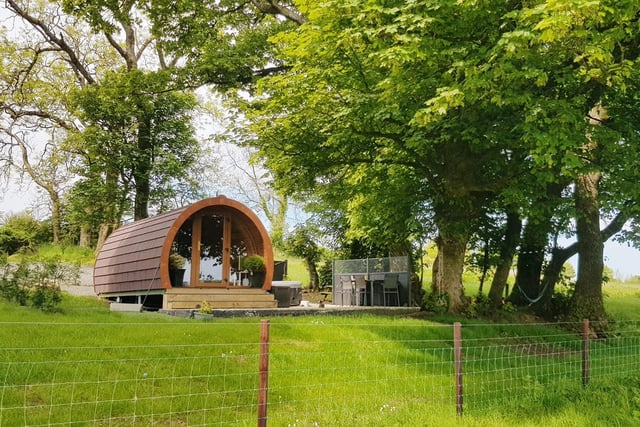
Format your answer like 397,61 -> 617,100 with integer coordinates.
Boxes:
61,266 -> 97,297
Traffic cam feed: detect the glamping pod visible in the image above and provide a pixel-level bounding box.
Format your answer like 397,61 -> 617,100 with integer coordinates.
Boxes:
94,196 -> 277,310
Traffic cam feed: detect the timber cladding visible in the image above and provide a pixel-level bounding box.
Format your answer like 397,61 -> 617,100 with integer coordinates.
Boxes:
94,196 -> 274,296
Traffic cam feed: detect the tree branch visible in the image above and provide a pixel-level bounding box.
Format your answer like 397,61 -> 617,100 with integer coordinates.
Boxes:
6,0 -> 95,85
104,32 -> 128,61
250,0 -> 306,24
2,104 -> 76,132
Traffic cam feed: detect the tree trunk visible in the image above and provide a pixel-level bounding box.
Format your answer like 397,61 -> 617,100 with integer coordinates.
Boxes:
79,224 -> 92,248
569,171 -> 606,322
534,245 -> 574,317
95,170 -> 122,252
535,205 -> 629,318
509,220 -> 547,305
477,238 -> 490,294
95,223 -> 113,254
432,232 -> 469,314
134,116 -> 152,220
268,194 -> 288,250
306,258 -> 320,292
488,211 -> 522,308
48,191 -> 61,244
567,103 -> 608,325
508,182 -> 565,305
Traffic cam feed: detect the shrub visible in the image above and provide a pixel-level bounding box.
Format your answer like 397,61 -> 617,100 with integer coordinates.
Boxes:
0,254 -> 79,312
0,213 -> 51,254
31,284 -> 62,312
199,300 -> 213,314
0,228 -> 30,255
241,255 -> 265,273
549,283 -> 575,320
169,253 -> 186,269
423,292 -> 449,314
465,293 -> 493,318
0,256 -> 29,305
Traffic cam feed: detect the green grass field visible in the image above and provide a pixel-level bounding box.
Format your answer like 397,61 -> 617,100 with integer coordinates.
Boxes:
1,278 -> 640,426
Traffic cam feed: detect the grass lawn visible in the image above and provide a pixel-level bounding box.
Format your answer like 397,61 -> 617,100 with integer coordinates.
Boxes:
603,277 -> 640,320
1,279 -> 640,426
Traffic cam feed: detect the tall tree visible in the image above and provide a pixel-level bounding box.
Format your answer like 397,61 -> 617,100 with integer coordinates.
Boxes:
0,14 -> 95,241
4,0 -> 206,245
240,0 -> 532,313
496,1 -> 640,323
71,69 -> 200,218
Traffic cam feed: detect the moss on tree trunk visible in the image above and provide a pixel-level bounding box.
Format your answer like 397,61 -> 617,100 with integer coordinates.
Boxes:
432,232 -> 469,314
569,171 -> 607,324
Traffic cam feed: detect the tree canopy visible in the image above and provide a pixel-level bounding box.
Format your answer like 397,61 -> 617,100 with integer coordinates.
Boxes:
3,0 -> 640,323
239,0 -> 640,317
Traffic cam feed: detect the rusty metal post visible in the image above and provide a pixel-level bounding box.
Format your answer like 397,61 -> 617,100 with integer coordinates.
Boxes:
258,320 -> 270,427
582,319 -> 590,387
453,322 -> 463,416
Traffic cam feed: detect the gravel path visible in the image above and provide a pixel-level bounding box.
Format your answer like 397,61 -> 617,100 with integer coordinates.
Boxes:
61,266 -> 98,297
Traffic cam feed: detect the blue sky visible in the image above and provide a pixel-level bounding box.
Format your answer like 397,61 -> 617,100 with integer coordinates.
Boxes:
602,241 -> 640,280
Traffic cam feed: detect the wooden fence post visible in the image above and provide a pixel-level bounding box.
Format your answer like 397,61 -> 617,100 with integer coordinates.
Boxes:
453,322 -> 463,416
258,319 -> 270,427
582,318 -> 590,387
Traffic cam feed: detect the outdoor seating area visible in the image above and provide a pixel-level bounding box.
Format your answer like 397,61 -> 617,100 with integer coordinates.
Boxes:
332,257 -> 410,307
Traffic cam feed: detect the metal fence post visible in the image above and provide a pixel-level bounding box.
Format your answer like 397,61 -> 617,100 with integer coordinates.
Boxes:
258,320 -> 270,427
582,319 -> 590,387
453,322 -> 463,416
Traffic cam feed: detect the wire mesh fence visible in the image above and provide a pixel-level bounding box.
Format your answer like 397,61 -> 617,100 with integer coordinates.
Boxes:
1,318 -> 639,425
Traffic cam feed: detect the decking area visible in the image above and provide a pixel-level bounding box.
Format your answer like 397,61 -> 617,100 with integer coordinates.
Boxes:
164,287 -> 277,310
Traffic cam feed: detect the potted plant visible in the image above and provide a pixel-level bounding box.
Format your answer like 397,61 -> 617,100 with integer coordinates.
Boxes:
241,255 -> 265,288
169,253 -> 186,287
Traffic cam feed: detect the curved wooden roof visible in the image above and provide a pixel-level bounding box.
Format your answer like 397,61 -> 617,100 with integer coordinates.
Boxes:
94,196 -> 274,295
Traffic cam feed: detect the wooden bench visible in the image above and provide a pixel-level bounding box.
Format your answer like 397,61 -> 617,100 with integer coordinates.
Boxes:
320,286 -> 333,302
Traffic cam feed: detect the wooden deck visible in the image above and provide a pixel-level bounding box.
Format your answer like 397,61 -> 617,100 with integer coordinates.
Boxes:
164,287 -> 277,310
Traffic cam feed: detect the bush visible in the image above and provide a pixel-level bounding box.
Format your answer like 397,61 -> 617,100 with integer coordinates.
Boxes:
0,228 -> 30,255
241,255 -> 265,273
0,213 -> 51,255
31,284 -> 63,312
423,292 -> 449,314
0,254 -> 79,312
465,293 -> 492,318
0,255 -> 29,305
549,284 -> 574,320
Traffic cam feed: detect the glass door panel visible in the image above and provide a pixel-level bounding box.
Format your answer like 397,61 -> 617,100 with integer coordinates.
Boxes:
199,214 -> 224,284
172,218 -> 193,286
230,226 -> 248,286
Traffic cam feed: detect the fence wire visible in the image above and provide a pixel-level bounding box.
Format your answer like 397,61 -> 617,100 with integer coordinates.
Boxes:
0,320 -> 639,426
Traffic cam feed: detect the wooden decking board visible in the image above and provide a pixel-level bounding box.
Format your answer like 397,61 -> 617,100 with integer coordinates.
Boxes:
163,287 -> 277,310
165,287 -> 267,295
167,294 -> 276,303
168,300 -> 277,310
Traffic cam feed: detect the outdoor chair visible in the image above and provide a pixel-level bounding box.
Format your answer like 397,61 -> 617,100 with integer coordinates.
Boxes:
353,275 -> 368,306
382,273 -> 400,306
336,275 -> 355,305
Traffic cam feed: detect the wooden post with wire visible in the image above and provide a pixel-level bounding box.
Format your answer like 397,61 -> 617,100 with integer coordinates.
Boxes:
258,320 -> 270,427
453,322 -> 463,416
582,319 -> 590,387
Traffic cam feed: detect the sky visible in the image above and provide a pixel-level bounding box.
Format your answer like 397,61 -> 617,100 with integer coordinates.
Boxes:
1,189 -> 639,280
1,187 -> 35,214
602,241 -> 640,280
